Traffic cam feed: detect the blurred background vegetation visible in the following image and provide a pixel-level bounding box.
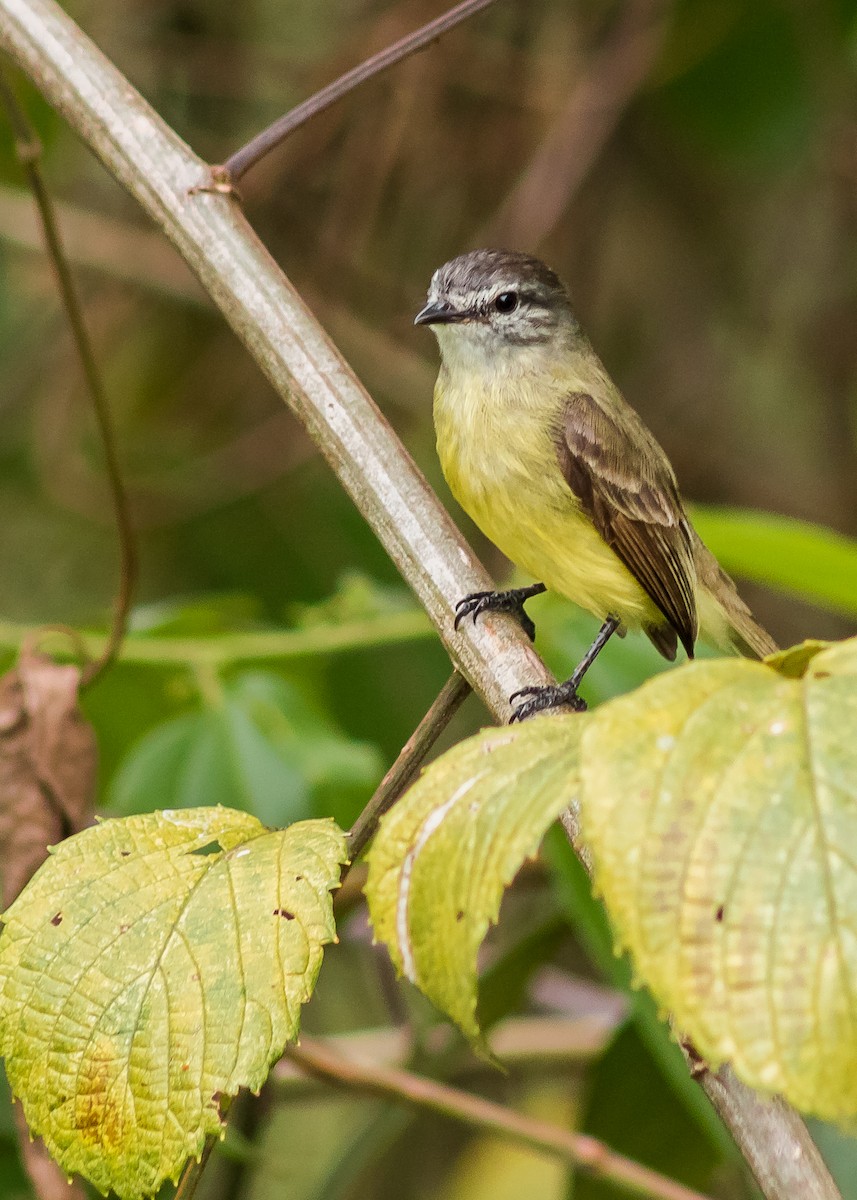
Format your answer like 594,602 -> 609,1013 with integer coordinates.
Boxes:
2,0 -> 857,1196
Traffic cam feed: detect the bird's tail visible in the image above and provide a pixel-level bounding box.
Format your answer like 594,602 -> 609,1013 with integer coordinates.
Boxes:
694,537 -> 778,660
725,607 -> 778,659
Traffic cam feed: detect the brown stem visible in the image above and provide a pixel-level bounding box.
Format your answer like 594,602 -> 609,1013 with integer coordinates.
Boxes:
347,670 -> 471,860
223,0 -> 503,181
274,1013 -> 619,1085
0,70 -> 136,685
287,1034 -> 714,1200
693,1062 -> 839,1200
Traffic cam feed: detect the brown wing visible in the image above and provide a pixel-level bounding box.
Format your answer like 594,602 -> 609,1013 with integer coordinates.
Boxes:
556,391 -> 698,657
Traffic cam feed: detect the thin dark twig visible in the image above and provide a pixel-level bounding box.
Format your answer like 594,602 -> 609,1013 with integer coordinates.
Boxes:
172,1093 -> 233,1200
347,670 -> 471,860
223,0 -> 503,181
173,1135 -> 218,1200
287,1035 -> 715,1200
0,70 -> 136,685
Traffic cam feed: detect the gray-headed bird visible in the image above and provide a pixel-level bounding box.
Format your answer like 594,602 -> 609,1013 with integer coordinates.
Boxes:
415,249 -> 776,720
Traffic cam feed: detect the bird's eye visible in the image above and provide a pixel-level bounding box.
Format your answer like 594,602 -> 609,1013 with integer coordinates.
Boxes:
494,291 -> 519,313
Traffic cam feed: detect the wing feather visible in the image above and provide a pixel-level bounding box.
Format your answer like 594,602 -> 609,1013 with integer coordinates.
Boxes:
556,392 -> 698,657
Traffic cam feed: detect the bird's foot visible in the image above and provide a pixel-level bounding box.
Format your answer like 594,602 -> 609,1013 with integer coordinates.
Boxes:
509,682 -> 588,723
454,583 -> 546,642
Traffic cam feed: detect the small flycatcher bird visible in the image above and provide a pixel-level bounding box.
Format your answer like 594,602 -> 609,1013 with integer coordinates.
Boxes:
415,249 -> 777,721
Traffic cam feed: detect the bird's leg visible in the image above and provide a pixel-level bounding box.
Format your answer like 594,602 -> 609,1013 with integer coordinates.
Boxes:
454,582 -> 547,643
509,615 -> 621,722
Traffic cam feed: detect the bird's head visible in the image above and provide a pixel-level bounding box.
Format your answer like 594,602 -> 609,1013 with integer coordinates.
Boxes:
414,249 -> 579,368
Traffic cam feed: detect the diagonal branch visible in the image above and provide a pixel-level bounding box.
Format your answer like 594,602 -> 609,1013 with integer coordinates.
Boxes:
223,0 -> 504,182
347,670 -> 471,860
287,1034 -> 713,1200
0,3 -> 842,1197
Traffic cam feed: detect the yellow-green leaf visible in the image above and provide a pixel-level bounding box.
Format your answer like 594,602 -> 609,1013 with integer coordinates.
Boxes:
765,638 -> 830,678
0,807 -> 346,1198
365,718 -> 583,1043
580,640 -> 857,1121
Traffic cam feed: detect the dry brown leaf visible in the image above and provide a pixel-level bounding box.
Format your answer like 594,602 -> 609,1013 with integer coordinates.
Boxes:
0,647 -> 96,907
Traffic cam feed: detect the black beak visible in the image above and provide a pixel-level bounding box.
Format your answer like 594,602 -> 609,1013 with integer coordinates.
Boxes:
414,301 -> 467,326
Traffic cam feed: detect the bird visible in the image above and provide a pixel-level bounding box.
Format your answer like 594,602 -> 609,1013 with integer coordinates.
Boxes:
414,248 -> 777,721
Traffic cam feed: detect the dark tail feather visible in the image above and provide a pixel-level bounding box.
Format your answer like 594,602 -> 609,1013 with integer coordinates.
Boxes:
645,623 -> 679,661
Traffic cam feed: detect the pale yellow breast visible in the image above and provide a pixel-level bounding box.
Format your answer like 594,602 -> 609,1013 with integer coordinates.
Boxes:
433,363 -> 660,628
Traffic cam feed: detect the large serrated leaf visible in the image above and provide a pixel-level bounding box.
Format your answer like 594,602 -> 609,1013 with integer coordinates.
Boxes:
0,807 -> 347,1198
579,640 -> 857,1121
365,719 -> 583,1042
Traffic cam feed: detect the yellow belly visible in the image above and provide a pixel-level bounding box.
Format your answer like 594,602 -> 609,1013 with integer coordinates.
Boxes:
434,368 -> 662,630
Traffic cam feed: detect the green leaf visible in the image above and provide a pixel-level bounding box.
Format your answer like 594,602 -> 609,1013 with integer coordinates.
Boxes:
228,672 -> 382,796
129,593 -> 262,636
691,506 -> 857,619
109,707 -> 310,824
766,639 -> 831,679
0,808 -> 347,1198
544,829 -> 734,1154
575,1025 -> 725,1200
654,1 -> 812,166
579,639 -> 857,1121
807,1120 -> 857,1200
288,570 -> 415,628
365,719 -> 583,1043
109,672 -> 382,826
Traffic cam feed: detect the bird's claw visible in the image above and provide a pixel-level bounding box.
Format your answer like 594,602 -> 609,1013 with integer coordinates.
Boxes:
509,683 -> 588,723
453,587 -> 540,642
454,591 -> 497,630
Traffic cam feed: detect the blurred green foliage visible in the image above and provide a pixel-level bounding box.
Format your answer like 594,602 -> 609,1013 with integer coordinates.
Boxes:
108,669 -> 383,828
2,0 -> 857,1195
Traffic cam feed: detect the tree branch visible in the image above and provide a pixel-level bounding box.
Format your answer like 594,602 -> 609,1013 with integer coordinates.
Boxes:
222,0 -> 504,182
347,669 -> 471,859
287,1034 -> 713,1200
694,1062 -> 840,1200
0,3 -> 842,1197
275,1013 -> 623,1086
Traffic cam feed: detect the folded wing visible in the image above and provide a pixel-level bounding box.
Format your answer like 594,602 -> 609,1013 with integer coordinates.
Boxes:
556,391 -> 698,659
